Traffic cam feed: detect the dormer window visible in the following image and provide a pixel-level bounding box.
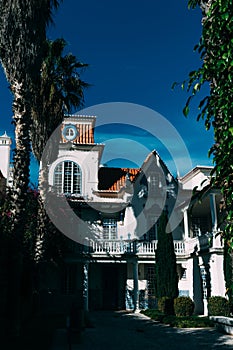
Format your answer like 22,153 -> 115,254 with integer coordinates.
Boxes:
54,161 -> 82,195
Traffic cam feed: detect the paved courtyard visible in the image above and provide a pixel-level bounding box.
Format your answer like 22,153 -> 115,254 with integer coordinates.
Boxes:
51,311 -> 233,350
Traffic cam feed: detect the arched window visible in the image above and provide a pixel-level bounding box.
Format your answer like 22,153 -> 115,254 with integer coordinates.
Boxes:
54,161 -> 82,195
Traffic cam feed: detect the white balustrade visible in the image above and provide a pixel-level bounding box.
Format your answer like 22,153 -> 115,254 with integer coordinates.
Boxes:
174,241 -> 185,254
73,233 -> 213,257
88,239 -> 186,256
184,233 -> 213,255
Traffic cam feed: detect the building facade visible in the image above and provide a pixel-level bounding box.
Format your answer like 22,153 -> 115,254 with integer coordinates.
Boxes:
0,116 -> 226,314
0,131 -> 12,188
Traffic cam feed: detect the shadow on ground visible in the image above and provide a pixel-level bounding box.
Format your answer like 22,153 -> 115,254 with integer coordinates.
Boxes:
51,310 -> 233,350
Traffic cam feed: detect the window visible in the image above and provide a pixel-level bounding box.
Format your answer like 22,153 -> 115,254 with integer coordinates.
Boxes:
148,224 -> 157,241
146,265 -> 156,298
54,161 -> 82,195
103,219 -> 117,240
147,216 -> 157,241
181,269 -> 187,280
191,217 -> 209,236
149,174 -> 160,193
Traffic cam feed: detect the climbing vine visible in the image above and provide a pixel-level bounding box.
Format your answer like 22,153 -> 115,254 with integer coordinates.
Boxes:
181,0 -> 233,247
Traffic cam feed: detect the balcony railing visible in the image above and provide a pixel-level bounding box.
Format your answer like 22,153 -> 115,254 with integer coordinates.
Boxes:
185,233 -> 213,254
69,232 -> 214,258
87,240 -> 185,256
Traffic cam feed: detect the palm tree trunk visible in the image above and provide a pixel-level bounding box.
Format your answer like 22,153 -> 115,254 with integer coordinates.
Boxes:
11,81 -> 31,209
6,81 -> 31,337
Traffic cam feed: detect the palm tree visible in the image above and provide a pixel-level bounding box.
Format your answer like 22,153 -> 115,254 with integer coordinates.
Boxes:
31,38 -> 88,190
0,0 -> 62,336
0,1 -> 61,225
30,38 -> 89,261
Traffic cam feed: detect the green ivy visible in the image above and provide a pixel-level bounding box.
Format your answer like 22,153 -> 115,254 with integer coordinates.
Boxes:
181,0 -> 233,247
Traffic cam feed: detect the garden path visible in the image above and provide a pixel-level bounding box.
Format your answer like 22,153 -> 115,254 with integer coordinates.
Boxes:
51,310 -> 233,350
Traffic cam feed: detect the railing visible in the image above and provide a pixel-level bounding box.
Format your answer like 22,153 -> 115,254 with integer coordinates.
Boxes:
90,240 -> 135,254
87,240 -> 185,256
69,233 -> 214,257
174,241 -> 186,254
185,233 -> 213,254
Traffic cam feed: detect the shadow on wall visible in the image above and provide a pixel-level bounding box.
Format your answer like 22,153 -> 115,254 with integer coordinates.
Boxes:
192,248 -> 211,315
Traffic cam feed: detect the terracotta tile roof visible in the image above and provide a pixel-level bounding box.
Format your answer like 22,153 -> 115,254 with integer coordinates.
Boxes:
76,123 -> 94,144
98,167 -> 140,192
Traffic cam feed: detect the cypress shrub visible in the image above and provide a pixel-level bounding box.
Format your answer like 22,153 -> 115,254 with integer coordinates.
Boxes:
208,296 -> 230,316
158,296 -> 174,315
174,296 -> 194,317
155,210 -> 178,304
224,242 -> 233,310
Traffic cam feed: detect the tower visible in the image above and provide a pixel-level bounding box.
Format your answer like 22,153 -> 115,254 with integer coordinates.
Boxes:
0,131 -> 12,185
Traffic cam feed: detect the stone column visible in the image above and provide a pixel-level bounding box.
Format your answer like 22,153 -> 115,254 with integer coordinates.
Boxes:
183,208 -> 189,240
198,256 -> 208,316
133,260 -> 140,312
209,253 -> 225,296
210,193 -> 222,248
210,193 -> 217,232
83,262 -> 89,312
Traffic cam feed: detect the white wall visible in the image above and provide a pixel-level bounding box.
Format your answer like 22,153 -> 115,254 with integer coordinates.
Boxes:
0,135 -> 11,184
49,148 -> 99,197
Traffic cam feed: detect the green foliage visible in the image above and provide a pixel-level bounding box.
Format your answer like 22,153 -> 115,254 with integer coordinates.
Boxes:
141,309 -> 214,328
168,316 -> 214,328
155,211 -> 178,300
182,1 -> 233,247
0,188 -> 38,250
224,242 -> 233,302
158,297 -> 174,315
31,38 -> 89,163
208,296 -> 230,316
174,296 -> 195,317
140,309 -> 164,321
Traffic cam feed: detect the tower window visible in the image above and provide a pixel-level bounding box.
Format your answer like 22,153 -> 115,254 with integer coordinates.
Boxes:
54,161 -> 82,195
102,219 -> 117,240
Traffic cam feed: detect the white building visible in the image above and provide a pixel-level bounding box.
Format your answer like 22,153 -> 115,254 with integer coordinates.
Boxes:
0,116 -> 226,314
0,131 -> 12,187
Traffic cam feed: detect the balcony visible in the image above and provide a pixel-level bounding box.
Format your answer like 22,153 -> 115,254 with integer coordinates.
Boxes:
87,239 -> 186,257
68,232 -> 214,260
185,233 -> 213,254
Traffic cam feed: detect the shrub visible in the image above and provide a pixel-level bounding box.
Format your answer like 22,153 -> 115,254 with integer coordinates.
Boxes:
170,316 -> 214,328
162,315 -> 176,325
141,309 -> 164,322
174,296 -> 194,317
140,310 -> 214,328
158,296 -> 174,315
208,296 -> 230,316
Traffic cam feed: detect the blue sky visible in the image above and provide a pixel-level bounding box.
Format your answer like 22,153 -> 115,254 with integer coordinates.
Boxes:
0,0 -> 214,184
